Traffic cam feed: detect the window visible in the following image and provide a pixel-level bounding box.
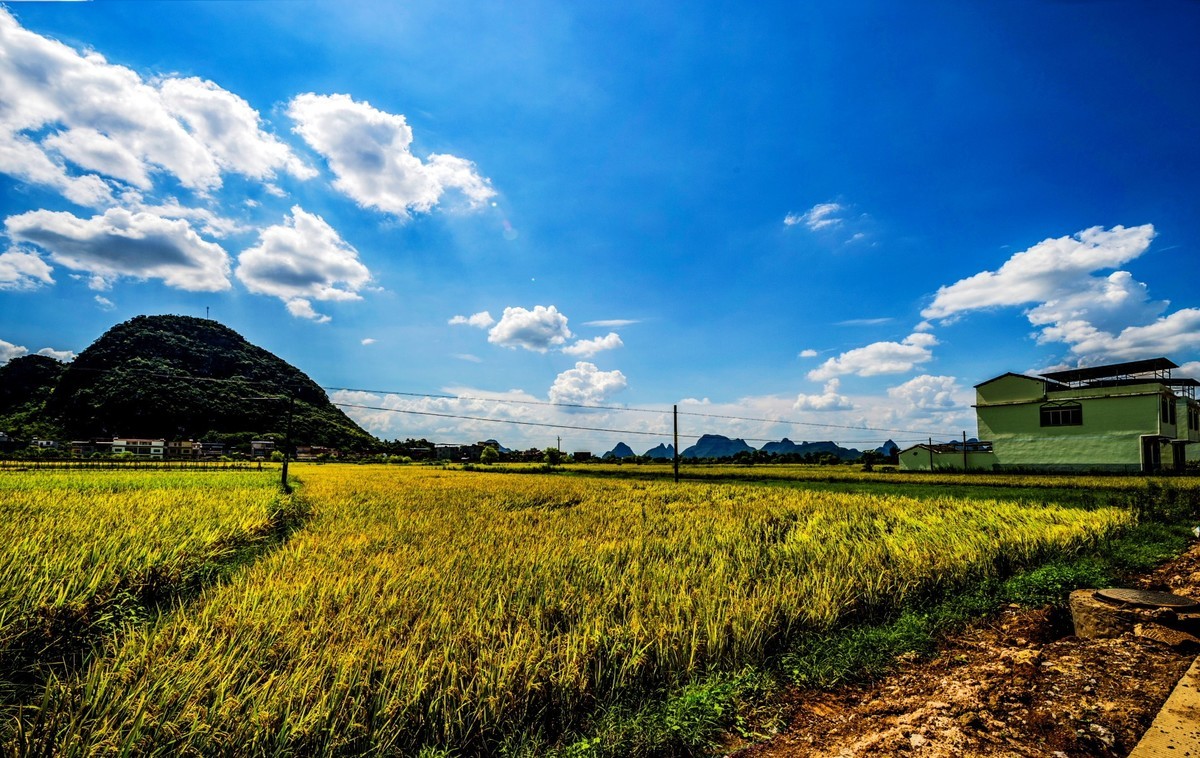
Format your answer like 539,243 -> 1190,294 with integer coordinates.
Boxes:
1189,405 -> 1200,432
1161,397 -> 1177,425
1040,402 -> 1082,427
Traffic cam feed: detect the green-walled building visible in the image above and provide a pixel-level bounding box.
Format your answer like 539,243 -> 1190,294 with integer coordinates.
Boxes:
900,357 -> 1200,473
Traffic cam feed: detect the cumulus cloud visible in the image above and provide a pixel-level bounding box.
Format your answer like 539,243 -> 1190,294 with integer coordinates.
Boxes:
562,332 -> 623,357
0,248 -> 54,290
158,77 -> 315,182
5,207 -> 230,291
449,311 -> 495,328
1039,308 -> 1200,362
236,206 -> 371,317
793,378 -> 853,411
287,93 -> 495,217
0,10 -> 309,202
1179,362 -> 1200,378
785,202 -> 845,231
285,298 -> 330,323
0,338 -> 73,364
887,375 -> 966,411
798,349 -> 818,359
487,305 -> 572,352
0,338 -> 28,364
807,332 -> 937,381
36,347 -> 75,361
923,225 -> 1156,321
549,361 -> 628,405
921,223 -> 1200,364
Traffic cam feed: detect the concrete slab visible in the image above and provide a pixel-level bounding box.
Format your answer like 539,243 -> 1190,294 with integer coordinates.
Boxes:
1129,655 -> 1200,757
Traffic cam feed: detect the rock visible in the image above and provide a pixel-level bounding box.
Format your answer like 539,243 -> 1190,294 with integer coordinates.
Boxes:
1134,622 -> 1200,651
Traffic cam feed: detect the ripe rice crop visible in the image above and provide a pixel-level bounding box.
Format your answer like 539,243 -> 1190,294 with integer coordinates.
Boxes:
568,462 -> 1200,491
0,469 -> 289,702
7,464 -> 1132,755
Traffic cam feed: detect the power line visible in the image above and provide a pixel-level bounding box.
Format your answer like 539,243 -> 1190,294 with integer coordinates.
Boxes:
331,403 -> 943,447
323,385 -> 962,438
332,403 -> 692,438
59,364 -> 968,442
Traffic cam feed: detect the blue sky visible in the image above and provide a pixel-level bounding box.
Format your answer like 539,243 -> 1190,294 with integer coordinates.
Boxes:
2,1 -> 1199,453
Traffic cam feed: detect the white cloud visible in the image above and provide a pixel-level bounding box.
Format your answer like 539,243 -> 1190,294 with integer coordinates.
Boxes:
583,319 -> 639,328
5,207 -> 231,291
807,332 -> 937,381
562,332 -> 623,357
453,353 -> 483,363
786,202 -> 845,231
487,305 -> 572,352
1040,308 -> 1200,362
0,248 -> 54,290
680,397 -> 711,405
887,375 -> 965,411
158,76 -> 315,182
922,224 -> 1156,320
361,338 -> 376,346
94,294 -> 114,310
0,10 -> 311,207
0,338 -> 28,364
1179,362 -> 1200,378
793,378 -> 853,411
0,339 -> 73,365
285,298 -> 330,323
920,223 -> 1200,364
36,347 -> 74,361
236,206 -> 371,315
126,197 -> 247,238
287,93 -> 495,217
449,311 -> 495,328
549,361 -> 627,405
798,349 -> 818,359
837,317 -> 892,326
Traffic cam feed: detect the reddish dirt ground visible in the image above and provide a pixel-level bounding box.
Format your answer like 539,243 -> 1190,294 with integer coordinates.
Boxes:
726,541 -> 1200,757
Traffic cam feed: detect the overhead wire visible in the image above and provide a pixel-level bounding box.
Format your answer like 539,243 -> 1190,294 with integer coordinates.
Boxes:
57,363 -> 968,445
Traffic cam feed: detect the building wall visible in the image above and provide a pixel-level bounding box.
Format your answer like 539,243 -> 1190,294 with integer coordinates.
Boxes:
977,383 -> 1170,471
898,447 -> 997,471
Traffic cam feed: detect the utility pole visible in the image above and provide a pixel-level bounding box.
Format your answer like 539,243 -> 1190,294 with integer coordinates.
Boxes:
962,430 -> 968,472
673,404 -> 680,484
281,392 -> 295,493
928,436 -> 934,472
556,435 -> 561,452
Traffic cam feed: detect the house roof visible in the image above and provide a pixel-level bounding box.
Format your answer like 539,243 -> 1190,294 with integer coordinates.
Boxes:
1039,357 -> 1177,384
973,372 -> 1052,389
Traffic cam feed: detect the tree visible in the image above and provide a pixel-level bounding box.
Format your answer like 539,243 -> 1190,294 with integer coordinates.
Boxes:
544,447 -> 565,466
480,446 -> 500,465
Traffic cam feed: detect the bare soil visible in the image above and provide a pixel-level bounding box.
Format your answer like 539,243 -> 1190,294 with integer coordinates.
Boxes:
726,540 -> 1200,757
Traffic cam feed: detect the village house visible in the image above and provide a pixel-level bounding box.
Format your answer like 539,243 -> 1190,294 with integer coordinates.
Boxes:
899,358 -> 1199,473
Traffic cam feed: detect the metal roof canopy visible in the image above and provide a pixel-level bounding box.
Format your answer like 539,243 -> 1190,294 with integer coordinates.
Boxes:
1039,357 -> 1178,386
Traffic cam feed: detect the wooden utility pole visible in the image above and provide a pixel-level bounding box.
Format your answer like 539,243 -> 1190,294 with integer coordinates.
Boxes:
962,431 -> 968,471
280,392 -> 295,494
673,404 -> 680,483
928,436 -> 934,472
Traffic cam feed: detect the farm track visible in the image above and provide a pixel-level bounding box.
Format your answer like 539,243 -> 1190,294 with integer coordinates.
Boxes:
728,538 -> 1200,757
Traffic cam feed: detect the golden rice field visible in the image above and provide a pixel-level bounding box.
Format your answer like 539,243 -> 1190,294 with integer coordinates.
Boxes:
0,465 -> 1144,754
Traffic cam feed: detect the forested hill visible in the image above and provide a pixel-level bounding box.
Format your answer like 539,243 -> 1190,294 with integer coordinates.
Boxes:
41,315 -> 377,450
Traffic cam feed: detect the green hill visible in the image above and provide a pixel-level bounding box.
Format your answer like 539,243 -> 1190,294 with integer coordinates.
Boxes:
0,354 -> 68,439
41,315 -> 377,451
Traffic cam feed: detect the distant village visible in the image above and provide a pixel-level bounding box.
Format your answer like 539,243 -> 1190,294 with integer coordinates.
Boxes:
4,357 -> 1197,474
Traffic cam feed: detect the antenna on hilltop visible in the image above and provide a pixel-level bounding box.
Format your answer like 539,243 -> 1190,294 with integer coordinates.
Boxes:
206,306 -> 210,320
